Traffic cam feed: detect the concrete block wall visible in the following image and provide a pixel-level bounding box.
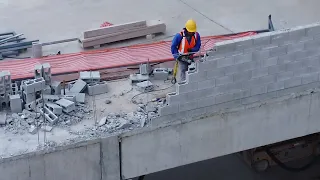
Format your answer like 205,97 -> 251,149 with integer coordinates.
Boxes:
157,23 -> 320,121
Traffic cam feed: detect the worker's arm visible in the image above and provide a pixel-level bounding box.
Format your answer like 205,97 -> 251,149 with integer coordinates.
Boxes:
190,32 -> 201,52
171,33 -> 183,59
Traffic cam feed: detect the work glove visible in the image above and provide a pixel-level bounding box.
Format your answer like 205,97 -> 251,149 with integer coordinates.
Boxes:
187,48 -> 192,53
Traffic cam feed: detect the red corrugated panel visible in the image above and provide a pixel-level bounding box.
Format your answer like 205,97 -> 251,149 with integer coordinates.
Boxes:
0,32 -> 256,80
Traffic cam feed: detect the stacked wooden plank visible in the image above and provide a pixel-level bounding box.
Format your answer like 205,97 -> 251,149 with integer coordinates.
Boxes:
80,20 -> 166,48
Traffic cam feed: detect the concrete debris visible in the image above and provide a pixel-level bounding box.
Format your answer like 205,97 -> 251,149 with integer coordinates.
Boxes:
41,125 -> 53,132
98,117 -> 107,126
69,79 -> 87,93
152,68 -> 169,80
0,111 -> 6,125
28,125 -> 37,134
105,99 -> 112,104
130,74 -> 149,83
136,80 -> 154,92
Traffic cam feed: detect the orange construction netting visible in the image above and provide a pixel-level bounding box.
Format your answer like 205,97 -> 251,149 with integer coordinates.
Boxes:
0,31 -> 257,80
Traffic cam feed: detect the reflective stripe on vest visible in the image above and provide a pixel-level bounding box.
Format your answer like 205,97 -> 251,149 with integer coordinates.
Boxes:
178,31 -> 197,55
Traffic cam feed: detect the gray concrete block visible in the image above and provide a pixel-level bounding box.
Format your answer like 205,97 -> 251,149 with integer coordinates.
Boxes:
303,56 -> 320,67
166,93 -> 182,105
139,64 -> 151,75
261,57 -> 278,67
29,125 -> 38,134
288,26 -> 306,41
179,101 -> 198,112
243,46 -> 262,54
252,67 -> 268,78
252,50 -> 269,60
176,82 -> 198,94
287,42 -> 304,52
267,81 -> 285,92
304,39 -> 320,50
305,23 -> 320,36
43,95 -> 60,102
250,85 -> 267,96
55,99 -> 76,113
284,77 -> 302,88
39,107 -> 58,124
233,71 -> 252,82
152,68 -> 169,80
286,61 -> 304,71
23,91 -> 36,104
241,91 -> 277,105
198,79 -> 216,90
277,53 -> 295,64
60,95 -> 76,102
234,36 -> 253,50
185,87 -> 217,102
159,104 -> 179,116
252,33 -> 271,46
242,75 -> 276,89
277,71 -> 294,81
213,39 -> 236,54
215,93 -> 234,104
216,82 -> 242,95
224,60 -> 260,76
294,50 -> 309,61
305,48 -> 320,58
136,81 -> 154,93
80,71 -> 101,82
198,60 -> 217,71
42,63 -> 51,85
270,30 -> 289,44
216,75 -> 233,86
294,67 -> 317,77
66,93 -> 86,103
268,64 -> 286,75
41,125 -> 53,132
51,81 -> 61,95
217,57 -> 234,68
130,74 -> 149,83
301,73 -> 319,85
233,53 -> 252,64
69,79 -> 87,93
43,85 -> 51,95
206,68 -> 225,79
187,71 -> 207,83
9,94 -> 22,113
22,77 -> 45,94
233,89 -> 250,99
277,81 -> 320,97
197,96 -> 215,108
269,46 -> 287,57
45,103 -> 63,115
88,81 -> 108,95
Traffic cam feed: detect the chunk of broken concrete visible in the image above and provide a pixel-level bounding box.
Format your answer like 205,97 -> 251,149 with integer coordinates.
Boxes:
105,100 -> 112,104
29,125 -> 38,134
98,117 -> 107,127
41,125 -> 53,132
0,112 -> 6,125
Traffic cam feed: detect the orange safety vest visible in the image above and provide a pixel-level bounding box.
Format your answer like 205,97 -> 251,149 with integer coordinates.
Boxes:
178,31 -> 197,55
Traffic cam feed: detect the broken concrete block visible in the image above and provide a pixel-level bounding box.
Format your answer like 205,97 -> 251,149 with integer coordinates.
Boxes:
87,81 -> 108,96
66,92 -> 85,103
22,91 -> 36,104
55,99 -> 76,113
42,63 -> 51,85
9,94 -> 22,113
34,64 -> 43,78
130,74 -> 149,83
45,103 -> 63,115
41,125 -> 53,132
139,64 -> 151,75
98,117 -> 107,126
39,107 -> 58,124
136,81 -> 154,92
80,71 -> 101,82
69,79 -> 87,93
22,77 -> 45,94
0,111 -> 6,125
152,68 -> 169,80
24,99 -> 43,111
60,95 -> 76,102
43,94 -> 60,102
29,125 -> 38,134
43,85 -> 52,95
51,81 -> 61,95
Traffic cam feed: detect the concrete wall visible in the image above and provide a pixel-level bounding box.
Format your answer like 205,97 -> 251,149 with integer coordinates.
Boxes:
121,89 -> 320,179
154,23 -> 320,125
0,136 -> 120,180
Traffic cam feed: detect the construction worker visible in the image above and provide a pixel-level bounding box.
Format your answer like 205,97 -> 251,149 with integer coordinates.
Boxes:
171,19 -> 201,83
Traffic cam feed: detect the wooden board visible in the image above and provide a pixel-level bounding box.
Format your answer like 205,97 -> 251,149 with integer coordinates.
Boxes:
83,20 -> 147,39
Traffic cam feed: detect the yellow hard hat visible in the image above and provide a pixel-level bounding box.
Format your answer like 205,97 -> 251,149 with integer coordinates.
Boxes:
185,19 -> 197,32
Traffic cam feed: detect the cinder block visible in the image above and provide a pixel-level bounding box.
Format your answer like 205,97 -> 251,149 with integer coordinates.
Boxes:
302,73 -> 319,85
270,30 -> 289,44
80,71 -> 101,82
165,93 -> 183,105
233,53 -> 252,64
186,71 -> 207,83
23,91 -> 36,104
242,75 -> 276,88
286,61 -> 304,72
305,23 -> 320,36
277,81 -> 320,97
43,95 -> 60,102
252,33 -> 271,46
1,71 -> 11,84
294,50 -> 309,61
277,71 -> 294,81
42,63 -> 51,85
88,81 -> 108,95
269,46 -> 287,57
66,93 -> 86,103
206,68 -> 225,79
55,99 -> 76,113
152,68 -> 169,80
284,77 -> 302,88
9,94 -> 22,113
233,89 -> 250,99
268,64 -> 286,75
51,81 -> 61,95
159,104 -> 179,116
216,82 -> 242,95
45,103 -> 63,115
186,87 -> 217,102
29,125 -> 38,134
130,74 -> 149,83
34,64 -> 43,78
305,48 -> 320,58
41,125 -> 53,132
215,93 -> 234,104
176,82 -> 198,94
303,56 -> 320,67
216,75 -> 233,86
261,57 -> 278,67
278,53 -> 295,64
213,39 -> 236,54
252,67 -> 268,78
267,81 -> 285,92
244,47 -> 262,54
197,96 -> 215,108
24,98 -> 43,111
60,95 -> 76,102
287,42 -> 304,52
241,91 -> 277,105
39,107 -> 58,124
179,101 -> 198,112
294,67 -> 316,77
217,57 -> 234,68
233,71 -> 252,82
198,60 -> 218,71
252,50 -> 270,60
22,77 -> 45,94
69,79 -> 87,93
198,79 -> 216,90
43,85 -> 51,95
288,26 -> 306,41
234,36 -> 253,50
139,64 -> 152,75
250,85 -> 267,96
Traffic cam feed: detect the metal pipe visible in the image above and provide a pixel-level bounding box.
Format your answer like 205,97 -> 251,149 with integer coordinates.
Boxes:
0,34 -> 23,45
0,40 -> 39,50
0,32 -> 15,37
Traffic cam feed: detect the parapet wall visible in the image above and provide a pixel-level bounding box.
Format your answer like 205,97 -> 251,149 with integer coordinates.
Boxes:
155,23 -> 320,124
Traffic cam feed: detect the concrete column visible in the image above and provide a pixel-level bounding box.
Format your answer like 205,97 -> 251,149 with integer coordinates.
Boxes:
32,42 -> 43,58
101,136 -> 121,180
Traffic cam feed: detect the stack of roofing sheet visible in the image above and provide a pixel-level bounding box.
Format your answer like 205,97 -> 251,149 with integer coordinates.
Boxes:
80,20 -> 166,48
